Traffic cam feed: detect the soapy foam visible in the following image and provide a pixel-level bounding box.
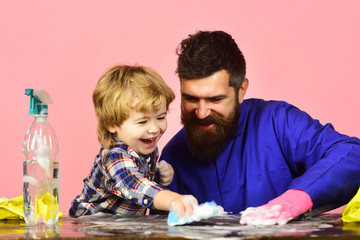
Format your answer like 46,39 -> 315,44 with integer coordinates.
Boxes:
240,204 -> 291,225
168,201 -> 225,226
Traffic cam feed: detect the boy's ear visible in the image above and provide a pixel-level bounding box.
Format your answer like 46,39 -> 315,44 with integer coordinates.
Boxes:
107,126 -> 117,133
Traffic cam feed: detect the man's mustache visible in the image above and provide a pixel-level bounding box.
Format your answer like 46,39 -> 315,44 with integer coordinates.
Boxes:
182,110 -> 230,126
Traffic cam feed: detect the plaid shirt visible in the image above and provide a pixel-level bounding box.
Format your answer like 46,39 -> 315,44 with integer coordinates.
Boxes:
69,138 -> 164,216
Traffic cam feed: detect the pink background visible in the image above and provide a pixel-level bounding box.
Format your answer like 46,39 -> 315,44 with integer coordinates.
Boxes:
1,1 -> 359,214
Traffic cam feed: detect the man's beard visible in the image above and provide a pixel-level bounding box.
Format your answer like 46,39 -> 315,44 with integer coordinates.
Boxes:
181,103 -> 240,162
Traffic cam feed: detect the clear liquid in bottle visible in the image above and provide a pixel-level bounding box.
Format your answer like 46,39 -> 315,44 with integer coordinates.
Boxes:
23,115 -> 59,225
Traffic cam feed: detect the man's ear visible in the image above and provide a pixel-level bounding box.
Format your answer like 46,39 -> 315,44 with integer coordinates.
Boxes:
238,78 -> 249,104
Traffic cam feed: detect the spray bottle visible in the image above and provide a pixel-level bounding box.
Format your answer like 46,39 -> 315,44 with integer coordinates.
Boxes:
23,89 -> 59,225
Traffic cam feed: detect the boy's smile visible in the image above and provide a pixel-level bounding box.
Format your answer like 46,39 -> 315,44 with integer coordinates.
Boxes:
108,103 -> 168,155
140,137 -> 157,147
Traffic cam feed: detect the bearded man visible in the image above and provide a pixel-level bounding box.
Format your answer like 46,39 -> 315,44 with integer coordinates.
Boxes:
160,30 -> 360,225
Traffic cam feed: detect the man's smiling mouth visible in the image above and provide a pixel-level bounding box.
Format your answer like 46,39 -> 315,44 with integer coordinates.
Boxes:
197,123 -> 214,129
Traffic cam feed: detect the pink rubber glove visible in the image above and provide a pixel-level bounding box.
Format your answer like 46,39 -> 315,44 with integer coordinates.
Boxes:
240,189 -> 313,225
157,160 -> 174,186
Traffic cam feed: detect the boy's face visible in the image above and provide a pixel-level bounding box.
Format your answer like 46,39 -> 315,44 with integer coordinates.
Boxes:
108,103 -> 168,155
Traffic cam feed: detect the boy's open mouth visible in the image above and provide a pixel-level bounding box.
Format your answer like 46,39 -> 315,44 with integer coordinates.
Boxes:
141,137 -> 157,145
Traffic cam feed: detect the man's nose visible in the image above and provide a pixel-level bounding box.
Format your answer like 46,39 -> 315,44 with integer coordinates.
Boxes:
195,101 -> 211,119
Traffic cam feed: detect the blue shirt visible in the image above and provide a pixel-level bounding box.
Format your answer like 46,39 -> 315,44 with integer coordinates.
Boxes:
161,99 -> 360,214
69,138 -> 164,216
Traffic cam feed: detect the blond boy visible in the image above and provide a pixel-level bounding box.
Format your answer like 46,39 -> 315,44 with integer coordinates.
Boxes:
69,65 -> 197,216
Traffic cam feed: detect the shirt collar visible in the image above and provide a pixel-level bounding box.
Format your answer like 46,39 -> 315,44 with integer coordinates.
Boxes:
111,136 -> 158,162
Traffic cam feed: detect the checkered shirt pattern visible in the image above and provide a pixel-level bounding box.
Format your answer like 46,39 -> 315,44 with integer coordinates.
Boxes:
69,138 -> 164,216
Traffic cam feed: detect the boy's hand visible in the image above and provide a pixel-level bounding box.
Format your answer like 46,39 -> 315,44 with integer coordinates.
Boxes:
153,190 -> 198,216
157,160 -> 174,186
170,195 -> 198,218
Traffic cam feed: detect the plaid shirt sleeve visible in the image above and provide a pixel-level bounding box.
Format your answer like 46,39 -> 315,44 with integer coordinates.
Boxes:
103,147 -> 164,208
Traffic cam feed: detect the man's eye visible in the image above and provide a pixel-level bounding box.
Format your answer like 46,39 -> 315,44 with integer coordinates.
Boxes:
138,121 -> 147,124
209,96 -> 226,103
184,97 -> 198,102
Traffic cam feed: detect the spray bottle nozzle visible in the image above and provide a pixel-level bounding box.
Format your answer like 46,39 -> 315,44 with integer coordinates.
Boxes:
25,89 -> 53,116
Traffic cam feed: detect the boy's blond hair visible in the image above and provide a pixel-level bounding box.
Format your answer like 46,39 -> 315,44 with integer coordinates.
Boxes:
93,65 -> 175,148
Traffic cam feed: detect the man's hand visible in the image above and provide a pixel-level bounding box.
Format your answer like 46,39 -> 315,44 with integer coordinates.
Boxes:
240,189 -> 313,225
157,160 -> 174,186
